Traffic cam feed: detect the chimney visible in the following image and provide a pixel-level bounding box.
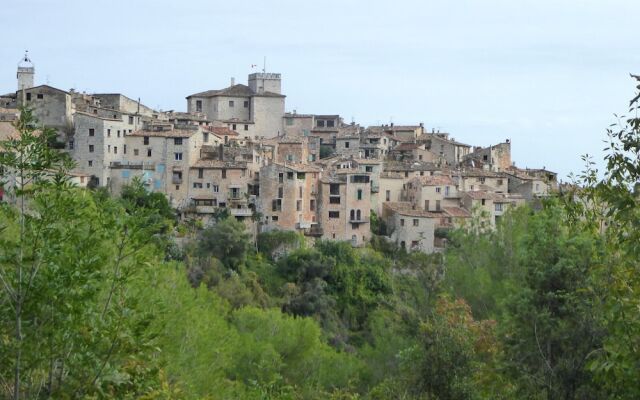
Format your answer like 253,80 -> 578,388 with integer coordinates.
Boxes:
219,144 -> 224,161
230,77 -> 235,86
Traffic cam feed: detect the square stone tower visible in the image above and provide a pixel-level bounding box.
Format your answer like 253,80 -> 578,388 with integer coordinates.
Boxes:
248,72 -> 281,94
17,51 -> 35,91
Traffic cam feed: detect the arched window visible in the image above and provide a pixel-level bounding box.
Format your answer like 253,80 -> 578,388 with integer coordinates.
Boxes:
350,209 -> 355,220
356,209 -> 361,220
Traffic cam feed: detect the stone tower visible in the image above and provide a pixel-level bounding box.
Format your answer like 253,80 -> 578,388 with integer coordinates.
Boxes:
248,72 -> 281,94
17,51 -> 35,91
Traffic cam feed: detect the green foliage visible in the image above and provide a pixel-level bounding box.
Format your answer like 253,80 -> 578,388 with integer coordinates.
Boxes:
257,229 -> 304,259
0,109 -> 165,398
320,145 -> 335,159
198,216 -> 252,270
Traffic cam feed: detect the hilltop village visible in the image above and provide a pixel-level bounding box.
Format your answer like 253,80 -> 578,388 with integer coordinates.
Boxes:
1,53 -> 557,253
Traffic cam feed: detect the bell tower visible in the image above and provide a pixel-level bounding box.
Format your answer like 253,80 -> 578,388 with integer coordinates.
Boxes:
17,51 -> 35,91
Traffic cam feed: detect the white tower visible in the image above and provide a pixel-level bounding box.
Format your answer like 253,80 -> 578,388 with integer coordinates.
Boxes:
17,51 -> 35,91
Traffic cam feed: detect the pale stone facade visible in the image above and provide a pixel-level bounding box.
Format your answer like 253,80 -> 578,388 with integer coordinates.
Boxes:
382,202 -> 439,253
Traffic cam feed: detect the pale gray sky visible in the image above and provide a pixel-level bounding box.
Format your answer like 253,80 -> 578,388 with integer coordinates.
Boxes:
2,0 -> 638,178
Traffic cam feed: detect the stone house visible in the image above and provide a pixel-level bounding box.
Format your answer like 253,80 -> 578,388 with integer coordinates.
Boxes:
461,191 -> 525,226
423,132 -> 471,166
453,169 -> 508,193
16,85 -> 73,137
464,141 -> 512,172
382,202 -> 440,253
403,175 -> 460,212
186,73 -> 285,139
258,162 -> 321,234
317,171 -> 371,247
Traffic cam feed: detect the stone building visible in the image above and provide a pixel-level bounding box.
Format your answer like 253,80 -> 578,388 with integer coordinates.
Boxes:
382,202 -> 440,253
453,169 -> 508,193
317,170 -> 371,246
16,85 -> 73,137
258,162 -> 321,234
461,191 -> 525,226
423,132 -> 471,166
464,141 -> 512,172
186,73 -> 285,139
403,175 -> 460,212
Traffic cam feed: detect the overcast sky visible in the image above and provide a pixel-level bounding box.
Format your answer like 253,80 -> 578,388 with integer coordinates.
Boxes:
1,0 -> 638,178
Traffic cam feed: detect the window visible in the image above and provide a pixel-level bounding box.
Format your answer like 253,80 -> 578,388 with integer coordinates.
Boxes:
222,169 -> 226,179
272,215 -> 279,221
326,120 -> 335,128
497,179 -> 503,186
123,145 -> 127,154
299,186 -> 303,198
425,200 -> 430,211
330,197 -> 341,204
310,199 -> 316,211
400,241 -> 406,249
88,160 -> 93,167
147,148 -> 152,157
286,118 -> 293,126
193,182 -> 203,189
296,200 -> 302,211
196,100 -> 202,112
89,145 -> 94,152
272,199 -> 282,211
481,199 -> 486,206
114,146 -> 118,154
174,152 -> 183,161
330,183 -> 340,195
107,129 -> 111,137
329,211 -> 339,219
26,93 -> 31,101
278,187 -> 284,198
117,130 -> 120,138
175,185 -> 180,190
212,185 -> 219,193
89,128 -> 95,137
229,100 -> 234,107
198,168 -> 204,179
400,219 -> 405,226
436,200 -> 441,211
413,219 -> 419,226
317,120 -> 325,128
411,240 -> 419,248
287,172 -> 294,180
243,100 -> 249,108
244,124 -> 249,131
436,187 -> 441,193
203,132 -> 209,142
129,116 -> 134,124
134,149 -> 139,156
143,136 -> 149,145
37,93 -> 43,99
107,145 -> 111,153
278,173 -> 284,183
357,189 -> 362,200
365,166 -> 373,172
345,141 -> 350,148
495,203 -> 504,212
68,140 -> 74,150
386,190 -> 390,202
174,138 -> 183,145
232,124 -> 237,130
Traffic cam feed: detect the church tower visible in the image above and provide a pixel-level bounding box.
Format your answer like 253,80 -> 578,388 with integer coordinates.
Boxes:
17,51 -> 35,91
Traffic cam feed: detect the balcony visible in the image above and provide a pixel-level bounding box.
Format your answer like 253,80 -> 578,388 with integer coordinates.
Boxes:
296,221 -> 312,229
228,191 -> 244,200
371,183 -> 379,193
349,219 -> 368,224
304,226 -> 324,237
172,177 -> 183,184
195,205 -> 216,214
230,208 -> 253,217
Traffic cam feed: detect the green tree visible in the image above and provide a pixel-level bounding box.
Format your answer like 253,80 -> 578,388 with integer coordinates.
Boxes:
198,216 -> 251,270
0,109 -> 163,399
